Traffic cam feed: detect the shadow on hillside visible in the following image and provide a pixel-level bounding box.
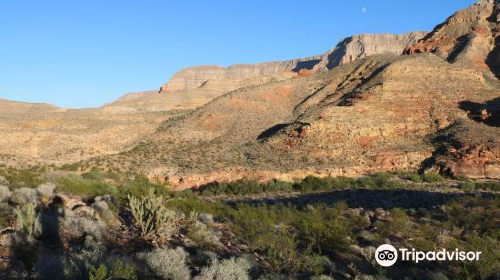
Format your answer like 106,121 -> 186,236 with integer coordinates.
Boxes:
224,189 -> 497,210
292,59 -> 322,72
459,97 -> 500,127
257,123 -> 292,140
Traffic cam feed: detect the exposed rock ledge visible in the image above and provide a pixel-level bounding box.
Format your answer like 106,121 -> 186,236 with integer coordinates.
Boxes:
160,32 -> 427,92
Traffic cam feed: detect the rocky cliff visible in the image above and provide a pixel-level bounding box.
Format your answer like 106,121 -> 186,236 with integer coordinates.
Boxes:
160,32 -> 426,93
404,0 -> 499,75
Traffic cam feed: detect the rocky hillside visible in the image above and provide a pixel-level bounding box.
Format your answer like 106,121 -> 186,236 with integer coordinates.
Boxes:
1,0 -> 498,187
96,0 -> 499,187
103,32 -> 426,114
0,31 -> 423,165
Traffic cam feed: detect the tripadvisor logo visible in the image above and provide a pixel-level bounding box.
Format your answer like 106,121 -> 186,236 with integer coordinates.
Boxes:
375,244 -> 482,267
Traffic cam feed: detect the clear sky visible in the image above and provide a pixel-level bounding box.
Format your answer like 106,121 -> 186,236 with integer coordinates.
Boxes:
0,0 -> 477,108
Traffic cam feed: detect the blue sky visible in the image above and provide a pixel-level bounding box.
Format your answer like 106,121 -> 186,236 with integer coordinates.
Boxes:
0,0 -> 476,108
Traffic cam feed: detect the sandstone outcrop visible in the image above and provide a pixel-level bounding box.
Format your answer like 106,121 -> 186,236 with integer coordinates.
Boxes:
404,0 -> 499,76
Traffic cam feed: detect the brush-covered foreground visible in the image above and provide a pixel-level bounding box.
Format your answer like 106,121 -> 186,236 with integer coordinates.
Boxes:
0,169 -> 499,280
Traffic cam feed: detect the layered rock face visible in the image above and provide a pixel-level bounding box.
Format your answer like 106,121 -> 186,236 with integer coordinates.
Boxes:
404,0 -> 499,75
160,32 -> 426,93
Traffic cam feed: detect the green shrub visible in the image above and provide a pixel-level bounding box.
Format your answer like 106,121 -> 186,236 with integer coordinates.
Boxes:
263,179 -> 294,192
376,208 -> 411,238
119,174 -> 169,202
0,203 -> 14,228
294,176 -> 355,192
112,260 -> 138,280
89,264 -> 109,280
56,175 -> 117,198
0,168 -> 43,188
356,173 -> 403,189
407,173 -> 423,183
422,172 -> 444,183
295,176 -> 329,192
458,181 -> 475,191
474,182 -> 500,192
453,174 -> 470,182
201,179 -> 264,196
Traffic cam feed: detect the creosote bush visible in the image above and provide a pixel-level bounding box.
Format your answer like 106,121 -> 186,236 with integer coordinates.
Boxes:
128,187 -> 172,237
138,247 -> 190,280
198,257 -> 252,280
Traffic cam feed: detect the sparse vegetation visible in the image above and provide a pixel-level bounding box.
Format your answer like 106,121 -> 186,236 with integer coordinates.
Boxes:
56,174 -> 118,198
0,170 -> 497,279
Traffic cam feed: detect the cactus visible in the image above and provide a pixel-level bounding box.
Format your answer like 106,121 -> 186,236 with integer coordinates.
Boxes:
128,188 -> 170,237
14,203 -> 37,237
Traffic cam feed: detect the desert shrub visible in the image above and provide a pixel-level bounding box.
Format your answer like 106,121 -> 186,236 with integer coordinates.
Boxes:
128,188 -> 173,237
88,260 -> 138,280
0,185 -> 11,202
449,233 -> 500,280
198,257 -> 252,280
0,175 -> 9,185
262,179 -> 294,192
458,181 -> 475,191
167,196 -> 228,218
61,236 -> 107,279
226,179 -> 262,195
406,173 -> 423,183
444,197 -> 499,237
119,174 -> 169,202
56,175 -> 117,198
11,187 -> 40,205
474,181 -> 500,192
356,173 -> 403,189
112,260 -> 138,280
62,211 -> 107,239
0,202 -> 14,228
376,208 -> 411,238
293,203 -> 352,253
294,176 -> 356,192
422,172 -> 444,183
187,220 -> 221,248
37,183 -> 56,200
295,176 -> 329,192
89,264 -> 109,280
11,234 -> 38,277
453,174 -> 470,181
297,254 -> 333,276
0,168 -> 42,188
15,203 -> 37,237
92,200 -> 120,227
201,179 -> 265,196
310,276 -> 335,280
138,247 -> 190,280
258,274 -> 297,280
60,162 -> 82,171
356,176 -> 378,189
